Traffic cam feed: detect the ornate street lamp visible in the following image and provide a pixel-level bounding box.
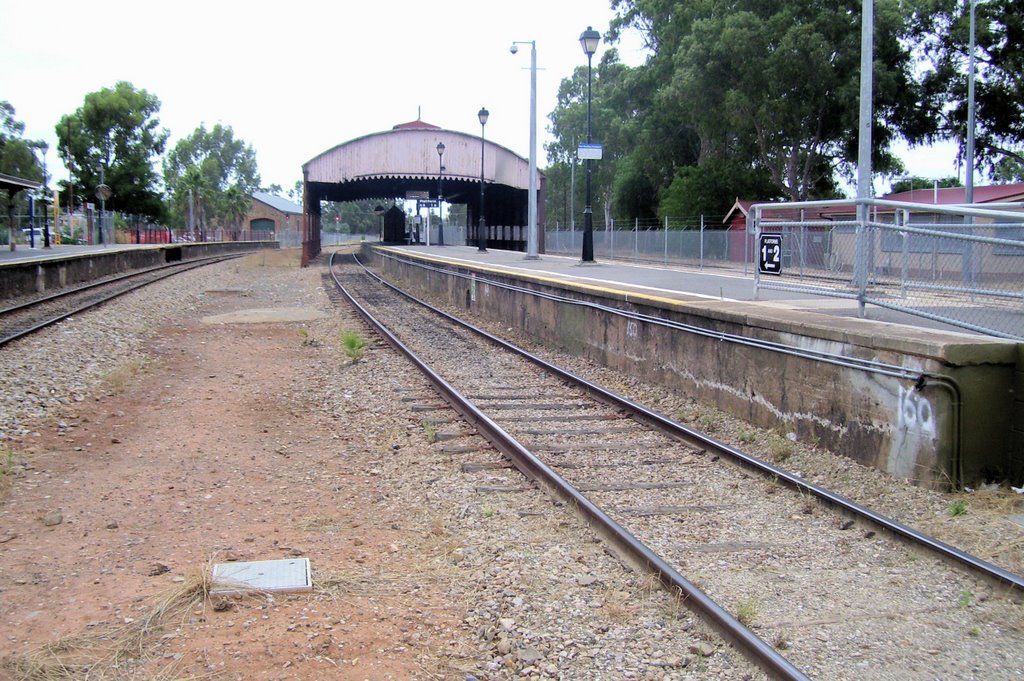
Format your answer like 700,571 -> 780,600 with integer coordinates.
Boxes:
477,107 -> 489,252
436,142 -> 446,246
512,40 -> 539,259
579,25 -> 600,263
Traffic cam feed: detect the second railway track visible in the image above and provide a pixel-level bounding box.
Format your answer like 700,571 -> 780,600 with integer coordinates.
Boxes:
329,251 -> 1024,680
0,255 -> 242,348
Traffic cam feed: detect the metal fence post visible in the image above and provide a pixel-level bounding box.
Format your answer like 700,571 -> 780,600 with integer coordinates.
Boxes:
899,209 -> 909,299
799,209 -> 807,279
664,215 -> 668,265
854,202 -> 869,316
744,211 -> 751,276
700,214 -> 705,270
751,208 -> 759,298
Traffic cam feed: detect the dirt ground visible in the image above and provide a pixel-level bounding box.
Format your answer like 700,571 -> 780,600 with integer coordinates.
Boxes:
0,256 -> 464,680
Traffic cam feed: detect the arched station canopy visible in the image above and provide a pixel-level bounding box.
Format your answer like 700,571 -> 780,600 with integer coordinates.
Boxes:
300,119 -> 544,259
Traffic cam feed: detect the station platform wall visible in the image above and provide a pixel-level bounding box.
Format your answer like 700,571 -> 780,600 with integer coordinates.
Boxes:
0,242 -> 279,301
362,244 -> 1021,490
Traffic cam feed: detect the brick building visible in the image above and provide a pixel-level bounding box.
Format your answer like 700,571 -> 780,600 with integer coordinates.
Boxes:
248,191 -> 303,238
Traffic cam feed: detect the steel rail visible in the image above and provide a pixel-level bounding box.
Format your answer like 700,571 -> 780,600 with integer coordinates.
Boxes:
350,251 -> 1024,593
0,255 -> 241,348
329,252 -> 812,681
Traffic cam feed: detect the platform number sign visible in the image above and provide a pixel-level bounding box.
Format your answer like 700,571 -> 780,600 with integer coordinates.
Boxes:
758,233 -> 783,275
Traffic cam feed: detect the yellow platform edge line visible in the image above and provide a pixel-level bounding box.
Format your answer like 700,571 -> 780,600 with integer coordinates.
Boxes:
372,246 -> 708,310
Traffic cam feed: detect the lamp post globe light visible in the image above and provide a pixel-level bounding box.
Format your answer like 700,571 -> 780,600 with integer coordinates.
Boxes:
512,40 -> 539,259
477,107 -> 489,253
436,142 -> 446,246
579,25 -> 600,263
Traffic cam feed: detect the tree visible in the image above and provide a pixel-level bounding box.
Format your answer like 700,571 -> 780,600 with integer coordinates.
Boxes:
287,180 -> 304,205
322,199 -> 387,234
916,0 -> 1024,179
609,0 -> 938,201
547,50 -> 645,226
164,123 -> 260,229
1,102 -> 47,241
175,166 -> 212,233
55,82 -> 168,220
890,176 -> 961,194
659,158 -> 782,221
221,185 -> 251,231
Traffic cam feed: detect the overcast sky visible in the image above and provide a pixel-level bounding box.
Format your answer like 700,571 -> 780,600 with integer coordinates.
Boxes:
3,0 -> 963,196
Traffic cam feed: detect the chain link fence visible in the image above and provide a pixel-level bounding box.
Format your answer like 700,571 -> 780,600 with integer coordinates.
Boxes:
751,199 -> 1024,340
545,216 -> 735,270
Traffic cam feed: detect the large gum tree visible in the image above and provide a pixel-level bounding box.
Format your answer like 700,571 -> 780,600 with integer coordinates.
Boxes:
607,0 -> 939,202
55,82 -> 169,220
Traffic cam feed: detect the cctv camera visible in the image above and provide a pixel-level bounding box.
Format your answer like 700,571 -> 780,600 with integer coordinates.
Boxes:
510,44 -> 518,54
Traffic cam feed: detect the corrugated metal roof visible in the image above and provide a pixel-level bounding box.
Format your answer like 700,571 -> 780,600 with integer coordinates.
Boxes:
303,128 -> 541,190
252,191 -> 303,215
884,182 -> 1024,205
0,172 -> 42,192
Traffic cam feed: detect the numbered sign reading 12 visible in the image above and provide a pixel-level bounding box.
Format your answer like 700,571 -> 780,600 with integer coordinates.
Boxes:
758,233 -> 783,275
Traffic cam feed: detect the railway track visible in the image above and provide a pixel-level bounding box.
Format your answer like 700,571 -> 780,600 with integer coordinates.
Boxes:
328,251 -> 1024,680
0,256 -> 239,348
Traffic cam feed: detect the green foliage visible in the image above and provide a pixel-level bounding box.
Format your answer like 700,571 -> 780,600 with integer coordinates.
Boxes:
736,597 -> 759,626
320,199 -> 387,235
736,428 -> 757,445
549,0 -> 950,218
768,433 -> 795,463
163,123 -> 260,230
546,50 -> 642,225
0,101 -> 46,217
659,159 -> 782,220
340,330 -> 368,363
423,421 -> 438,444
890,176 -> 961,194
915,0 -> 1024,177
55,82 -> 168,220
948,500 -> 968,517
1,447 -> 14,477
958,590 -> 973,608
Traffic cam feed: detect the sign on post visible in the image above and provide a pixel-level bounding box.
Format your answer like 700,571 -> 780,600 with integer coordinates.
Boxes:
577,143 -> 603,160
758,233 -> 783,275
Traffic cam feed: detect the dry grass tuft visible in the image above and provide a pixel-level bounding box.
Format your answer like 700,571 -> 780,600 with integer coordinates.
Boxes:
1,569 -> 218,680
101,358 -> 147,396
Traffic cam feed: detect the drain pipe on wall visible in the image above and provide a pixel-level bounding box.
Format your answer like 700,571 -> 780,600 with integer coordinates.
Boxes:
916,374 -> 964,489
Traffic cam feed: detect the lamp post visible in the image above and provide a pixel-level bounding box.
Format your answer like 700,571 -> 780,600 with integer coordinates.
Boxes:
477,107 -> 489,252
436,142 -> 446,246
95,165 -> 112,246
374,204 -> 385,242
512,40 -> 539,259
579,26 -> 600,263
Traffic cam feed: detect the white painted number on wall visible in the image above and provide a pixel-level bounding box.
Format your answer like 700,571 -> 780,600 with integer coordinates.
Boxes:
897,386 -> 935,436
626,321 -> 639,338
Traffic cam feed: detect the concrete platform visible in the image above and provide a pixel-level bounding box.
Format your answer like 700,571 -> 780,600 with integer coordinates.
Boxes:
0,241 -> 279,300
361,244 -> 1023,490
